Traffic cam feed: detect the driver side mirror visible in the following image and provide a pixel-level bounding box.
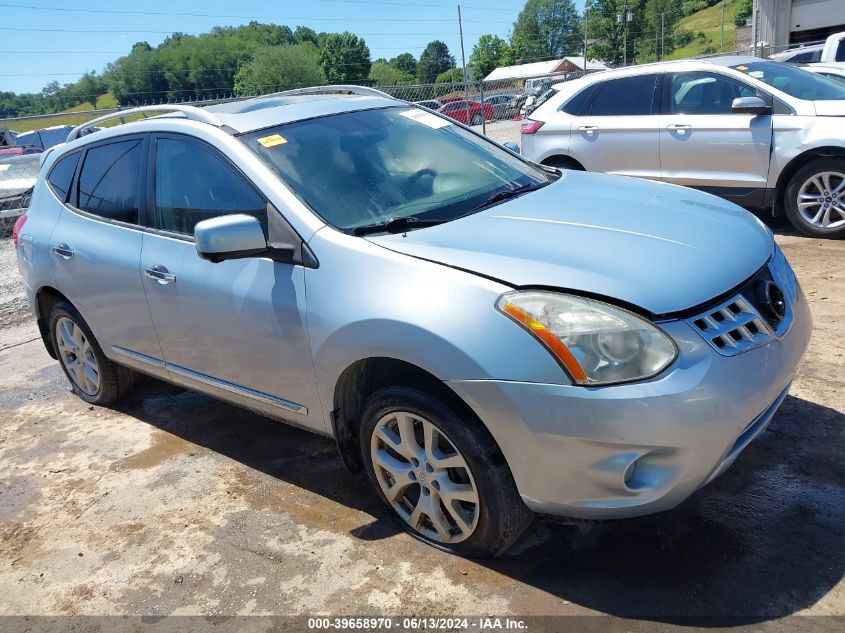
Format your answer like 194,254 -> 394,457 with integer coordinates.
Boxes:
195,214 -> 270,263
731,96 -> 772,116
502,142 -> 520,154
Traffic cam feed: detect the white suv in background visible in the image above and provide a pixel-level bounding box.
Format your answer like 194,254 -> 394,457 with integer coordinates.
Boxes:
520,57 -> 845,238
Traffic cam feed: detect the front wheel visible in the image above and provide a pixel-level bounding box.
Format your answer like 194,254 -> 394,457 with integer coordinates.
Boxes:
360,386 -> 533,557
470,113 -> 482,126
784,158 -> 845,238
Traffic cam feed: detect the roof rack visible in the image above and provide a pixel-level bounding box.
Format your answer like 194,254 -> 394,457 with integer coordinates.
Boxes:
264,85 -> 397,100
67,105 -> 225,142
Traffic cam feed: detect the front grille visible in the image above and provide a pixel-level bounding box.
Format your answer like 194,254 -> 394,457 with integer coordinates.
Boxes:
687,254 -> 796,357
688,295 -> 772,356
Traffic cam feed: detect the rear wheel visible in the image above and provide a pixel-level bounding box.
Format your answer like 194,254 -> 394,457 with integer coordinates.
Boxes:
784,158 -> 845,238
470,113 -> 482,126
360,386 -> 533,557
49,301 -> 134,405
544,157 -> 585,172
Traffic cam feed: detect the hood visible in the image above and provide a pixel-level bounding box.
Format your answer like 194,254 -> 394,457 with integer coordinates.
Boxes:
367,172 -> 773,315
814,100 -> 845,116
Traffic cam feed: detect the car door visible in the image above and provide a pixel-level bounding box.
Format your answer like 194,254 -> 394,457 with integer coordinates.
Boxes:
659,70 -> 773,195
567,73 -> 662,180
139,133 -> 323,431
48,135 -> 166,374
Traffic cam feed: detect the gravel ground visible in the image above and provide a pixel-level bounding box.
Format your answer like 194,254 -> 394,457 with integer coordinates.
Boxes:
0,226 -> 842,630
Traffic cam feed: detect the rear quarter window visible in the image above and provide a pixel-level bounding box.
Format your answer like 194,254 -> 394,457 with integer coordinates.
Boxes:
46,152 -> 80,203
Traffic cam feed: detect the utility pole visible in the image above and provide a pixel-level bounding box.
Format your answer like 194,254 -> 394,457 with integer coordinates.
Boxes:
457,4 -> 467,83
583,3 -> 588,76
661,13 -> 665,61
618,4 -> 633,66
720,0 -> 726,52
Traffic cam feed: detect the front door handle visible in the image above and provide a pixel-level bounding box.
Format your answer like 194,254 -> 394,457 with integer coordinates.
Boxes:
143,265 -> 176,285
666,124 -> 692,131
578,125 -> 599,133
52,244 -> 74,259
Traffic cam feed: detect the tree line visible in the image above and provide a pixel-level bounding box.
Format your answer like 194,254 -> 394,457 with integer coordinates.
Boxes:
1,0 -> 711,119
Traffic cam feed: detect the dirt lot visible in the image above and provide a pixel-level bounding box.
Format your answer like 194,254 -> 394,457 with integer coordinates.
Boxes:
0,227 -> 843,629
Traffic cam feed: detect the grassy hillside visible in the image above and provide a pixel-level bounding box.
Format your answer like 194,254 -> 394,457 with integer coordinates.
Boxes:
3,93 -> 119,132
668,0 -> 745,60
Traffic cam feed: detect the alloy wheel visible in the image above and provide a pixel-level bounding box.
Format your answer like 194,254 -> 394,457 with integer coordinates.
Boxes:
55,316 -> 100,396
370,410 -> 480,544
797,170 -> 845,230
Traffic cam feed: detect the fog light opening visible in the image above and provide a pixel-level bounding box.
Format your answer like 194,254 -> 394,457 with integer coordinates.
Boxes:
624,460 -> 639,489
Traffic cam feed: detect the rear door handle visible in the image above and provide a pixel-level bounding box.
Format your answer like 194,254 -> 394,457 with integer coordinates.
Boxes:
143,265 -> 176,285
52,244 -> 74,259
666,124 -> 692,131
578,125 -> 599,133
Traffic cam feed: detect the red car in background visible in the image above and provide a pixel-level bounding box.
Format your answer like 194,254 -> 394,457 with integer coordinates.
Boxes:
436,99 -> 494,126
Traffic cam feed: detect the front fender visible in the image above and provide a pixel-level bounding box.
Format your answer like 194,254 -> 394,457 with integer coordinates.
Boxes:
304,228 -> 568,432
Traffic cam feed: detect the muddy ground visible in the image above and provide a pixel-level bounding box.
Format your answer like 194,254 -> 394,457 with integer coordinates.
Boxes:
0,228 -> 843,629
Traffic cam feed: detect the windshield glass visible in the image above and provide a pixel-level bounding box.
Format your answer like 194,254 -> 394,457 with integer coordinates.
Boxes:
240,106 -> 550,231
730,61 -> 845,101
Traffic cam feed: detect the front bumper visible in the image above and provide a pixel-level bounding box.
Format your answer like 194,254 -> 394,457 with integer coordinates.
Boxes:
448,286 -> 812,520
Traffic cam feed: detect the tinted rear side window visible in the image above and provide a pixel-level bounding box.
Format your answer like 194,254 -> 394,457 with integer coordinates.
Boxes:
77,139 -> 142,224
47,152 -> 80,202
560,85 -> 596,115
589,75 -> 657,116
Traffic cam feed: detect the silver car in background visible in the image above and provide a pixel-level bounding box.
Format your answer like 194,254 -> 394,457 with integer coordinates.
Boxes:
521,57 -> 845,238
15,87 -> 811,557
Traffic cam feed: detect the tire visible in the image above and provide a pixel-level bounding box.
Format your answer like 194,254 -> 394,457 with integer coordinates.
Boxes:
359,386 -> 533,558
784,157 -> 845,238
470,114 -> 482,126
545,157 -> 585,172
49,301 -> 134,405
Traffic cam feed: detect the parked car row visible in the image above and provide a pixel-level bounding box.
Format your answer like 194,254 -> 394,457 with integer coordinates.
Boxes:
520,56 -> 845,238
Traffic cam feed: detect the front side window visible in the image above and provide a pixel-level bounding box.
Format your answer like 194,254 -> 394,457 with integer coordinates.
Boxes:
669,72 -> 756,115
241,106 -> 550,231
47,151 -> 80,202
154,137 -> 265,235
77,139 -> 142,223
730,61 -> 845,101
588,75 -> 657,116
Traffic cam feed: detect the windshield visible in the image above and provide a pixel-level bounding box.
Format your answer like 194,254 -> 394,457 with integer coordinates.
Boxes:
240,106 -> 550,232
730,61 -> 845,101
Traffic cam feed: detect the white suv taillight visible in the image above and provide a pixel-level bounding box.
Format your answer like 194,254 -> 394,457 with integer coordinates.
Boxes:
12,214 -> 27,249
520,120 -> 544,135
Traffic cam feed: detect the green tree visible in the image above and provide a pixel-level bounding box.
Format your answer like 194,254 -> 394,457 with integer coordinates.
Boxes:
319,32 -> 371,82
417,40 -> 455,83
389,52 -> 418,77
294,26 -> 319,46
435,68 -> 465,83
368,61 -> 414,85
234,43 -> 325,96
469,34 -> 511,80
510,0 -> 582,64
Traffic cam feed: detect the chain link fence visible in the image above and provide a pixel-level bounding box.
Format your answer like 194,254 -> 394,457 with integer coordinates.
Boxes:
0,71 -> 593,239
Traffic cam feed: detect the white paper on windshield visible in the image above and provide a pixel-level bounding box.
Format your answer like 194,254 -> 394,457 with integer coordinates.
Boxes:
0,164 -> 10,171
399,108 -> 452,129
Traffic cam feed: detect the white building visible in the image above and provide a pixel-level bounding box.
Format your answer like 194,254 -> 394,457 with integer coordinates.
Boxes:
753,0 -> 845,50
484,57 -> 608,82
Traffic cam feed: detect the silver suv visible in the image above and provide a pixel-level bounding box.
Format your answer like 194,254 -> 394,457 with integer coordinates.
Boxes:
14,87 -> 810,557
521,57 -> 845,238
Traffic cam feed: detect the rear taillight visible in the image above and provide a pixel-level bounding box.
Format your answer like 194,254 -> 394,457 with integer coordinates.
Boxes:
12,214 -> 27,249
520,120 -> 544,134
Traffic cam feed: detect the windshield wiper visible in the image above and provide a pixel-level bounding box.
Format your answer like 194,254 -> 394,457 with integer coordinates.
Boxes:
353,216 -> 447,236
471,181 -> 550,212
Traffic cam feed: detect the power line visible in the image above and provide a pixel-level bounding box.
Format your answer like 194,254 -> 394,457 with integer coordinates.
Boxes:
0,3 -> 512,23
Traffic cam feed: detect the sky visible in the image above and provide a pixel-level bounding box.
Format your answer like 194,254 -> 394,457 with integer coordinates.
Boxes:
1,0 -> 587,95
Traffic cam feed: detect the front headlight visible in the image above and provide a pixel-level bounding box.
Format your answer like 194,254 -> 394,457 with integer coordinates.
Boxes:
496,291 -> 677,386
